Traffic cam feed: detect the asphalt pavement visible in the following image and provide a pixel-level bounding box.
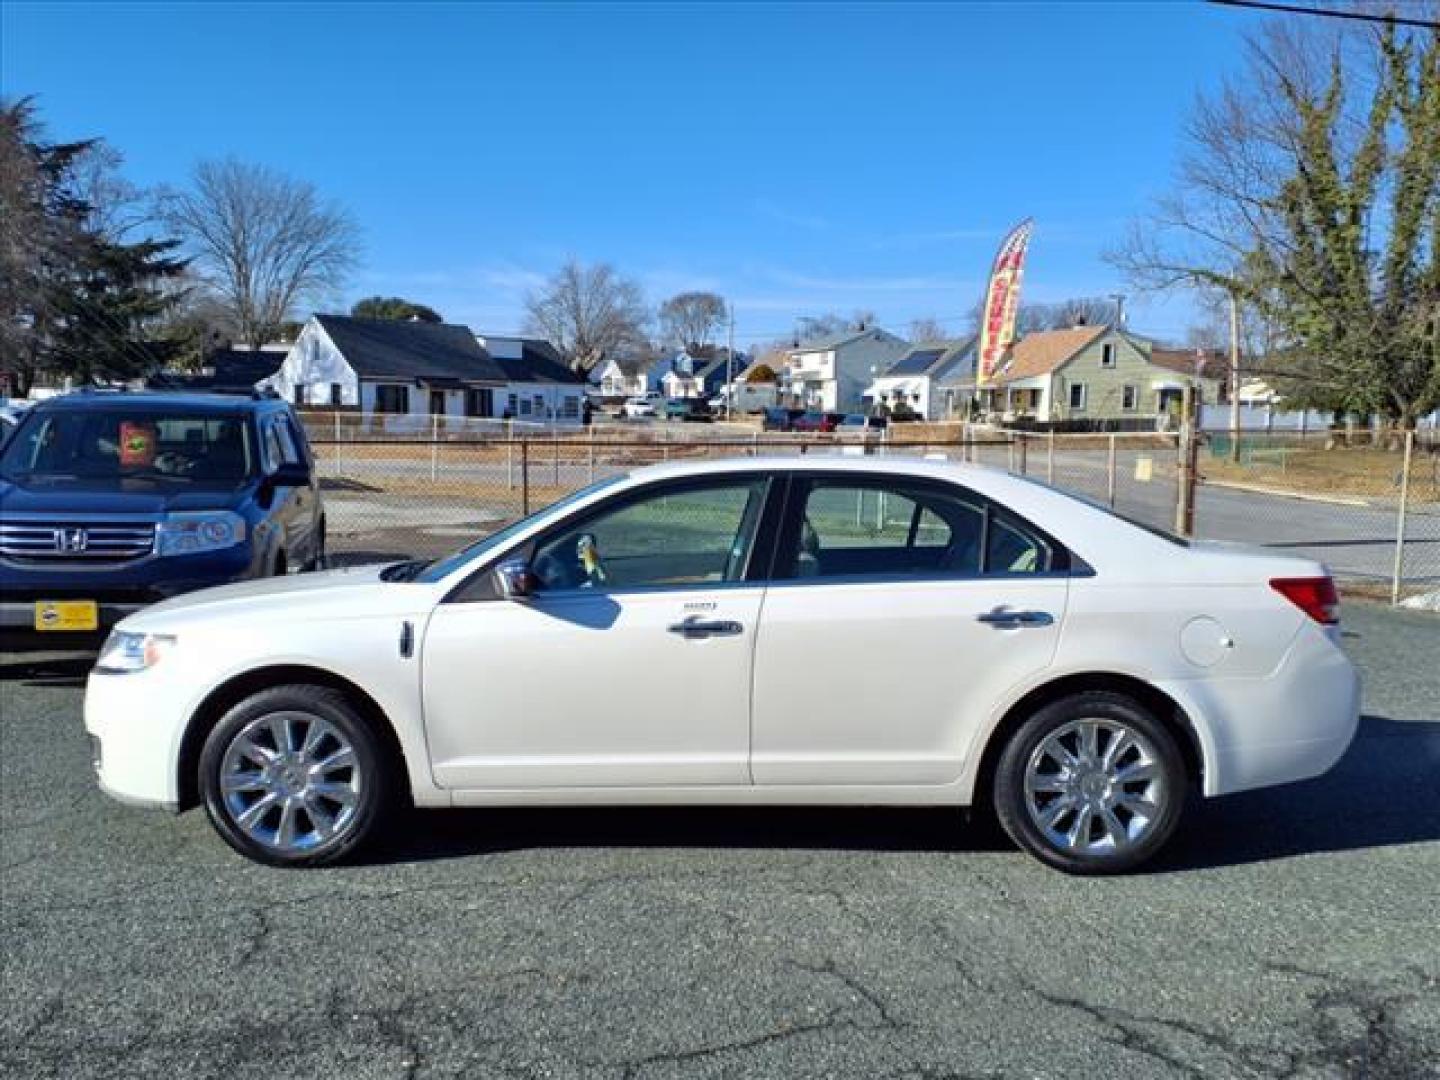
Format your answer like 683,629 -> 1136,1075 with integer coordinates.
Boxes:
1,603 -> 1437,1079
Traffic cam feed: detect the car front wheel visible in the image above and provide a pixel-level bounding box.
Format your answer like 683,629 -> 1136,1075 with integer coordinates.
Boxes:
198,685 -> 392,867
993,691 -> 1186,875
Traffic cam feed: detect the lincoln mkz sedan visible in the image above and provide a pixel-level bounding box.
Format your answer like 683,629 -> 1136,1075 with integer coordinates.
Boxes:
84,457 -> 1361,873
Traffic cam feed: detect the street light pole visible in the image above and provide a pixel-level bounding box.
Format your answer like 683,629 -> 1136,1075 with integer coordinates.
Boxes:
726,303 -> 735,422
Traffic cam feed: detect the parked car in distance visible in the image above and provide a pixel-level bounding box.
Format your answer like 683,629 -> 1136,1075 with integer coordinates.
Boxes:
761,407 -> 804,432
84,456 -> 1359,875
665,398 -> 714,423
621,397 -> 656,420
837,414 -> 888,437
1,391 -> 324,648
791,410 -> 845,433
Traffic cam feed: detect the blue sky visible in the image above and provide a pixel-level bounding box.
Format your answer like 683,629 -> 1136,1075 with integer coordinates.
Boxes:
2,1 -> 1268,347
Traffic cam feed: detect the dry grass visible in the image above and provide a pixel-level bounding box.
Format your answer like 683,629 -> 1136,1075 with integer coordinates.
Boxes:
1201,443 -> 1439,500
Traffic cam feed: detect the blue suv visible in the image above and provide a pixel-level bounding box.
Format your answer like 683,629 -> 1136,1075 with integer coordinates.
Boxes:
0,391 -> 324,647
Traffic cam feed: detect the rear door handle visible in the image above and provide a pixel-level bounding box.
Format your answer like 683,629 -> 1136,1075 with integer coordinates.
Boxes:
976,609 -> 1054,629
667,617 -> 744,639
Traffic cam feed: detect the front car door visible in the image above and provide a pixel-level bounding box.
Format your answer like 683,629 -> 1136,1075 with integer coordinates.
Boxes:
421,473 -> 779,790
751,472 -> 1070,787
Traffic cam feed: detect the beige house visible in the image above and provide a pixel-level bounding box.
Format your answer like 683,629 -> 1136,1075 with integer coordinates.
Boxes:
981,325 -> 1223,426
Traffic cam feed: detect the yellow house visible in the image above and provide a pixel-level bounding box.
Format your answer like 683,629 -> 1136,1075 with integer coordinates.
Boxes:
980,325 -> 1223,426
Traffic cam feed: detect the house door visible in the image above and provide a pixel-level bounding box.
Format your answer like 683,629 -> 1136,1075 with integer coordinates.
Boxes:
429,389 -> 446,417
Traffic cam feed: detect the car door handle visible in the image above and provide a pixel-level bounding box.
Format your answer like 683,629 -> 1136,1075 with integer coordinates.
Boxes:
667,617 -> 744,639
976,609 -> 1054,629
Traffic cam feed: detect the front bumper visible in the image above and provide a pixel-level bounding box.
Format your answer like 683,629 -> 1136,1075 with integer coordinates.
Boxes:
84,667 -> 190,811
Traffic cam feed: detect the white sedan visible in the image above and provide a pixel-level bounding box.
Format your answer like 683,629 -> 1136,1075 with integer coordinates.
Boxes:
621,397 -> 656,419
85,457 -> 1360,874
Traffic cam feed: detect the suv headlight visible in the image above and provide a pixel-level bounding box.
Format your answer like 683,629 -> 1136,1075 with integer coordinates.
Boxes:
95,631 -> 177,674
156,512 -> 245,556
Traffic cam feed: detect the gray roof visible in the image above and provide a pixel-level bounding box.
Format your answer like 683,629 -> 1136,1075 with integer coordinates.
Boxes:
315,315 -> 581,386
881,337 -> 976,382
792,327 -> 898,352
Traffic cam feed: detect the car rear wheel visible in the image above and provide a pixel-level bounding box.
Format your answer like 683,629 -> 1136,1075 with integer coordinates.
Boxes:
198,685 -> 392,867
993,691 -> 1186,875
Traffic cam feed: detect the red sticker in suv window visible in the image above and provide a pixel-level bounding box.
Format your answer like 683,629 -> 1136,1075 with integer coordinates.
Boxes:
118,422 -> 157,467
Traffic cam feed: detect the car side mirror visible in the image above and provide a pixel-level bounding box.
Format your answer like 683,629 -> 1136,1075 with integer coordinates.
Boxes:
269,461 -> 312,487
494,558 -> 537,601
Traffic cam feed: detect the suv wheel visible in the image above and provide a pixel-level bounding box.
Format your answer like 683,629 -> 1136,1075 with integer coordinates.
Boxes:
198,685 -> 392,867
993,691 -> 1186,875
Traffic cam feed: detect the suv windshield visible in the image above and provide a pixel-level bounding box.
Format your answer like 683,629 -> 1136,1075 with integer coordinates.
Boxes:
0,409 -> 255,482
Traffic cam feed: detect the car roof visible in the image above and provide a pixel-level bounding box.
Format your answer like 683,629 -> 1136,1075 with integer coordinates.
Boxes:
30,391 -> 275,415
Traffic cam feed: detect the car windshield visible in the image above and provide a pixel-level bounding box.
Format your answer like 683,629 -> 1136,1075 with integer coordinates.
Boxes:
405,475 -> 628,583
0,408 -> 255,482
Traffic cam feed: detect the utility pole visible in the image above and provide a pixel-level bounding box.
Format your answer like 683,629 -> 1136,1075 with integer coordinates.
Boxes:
1228,290 -> 1242,463
726,304 -> 735,422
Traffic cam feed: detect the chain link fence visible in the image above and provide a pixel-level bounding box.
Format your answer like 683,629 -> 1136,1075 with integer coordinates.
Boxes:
298,411 -> 1439,606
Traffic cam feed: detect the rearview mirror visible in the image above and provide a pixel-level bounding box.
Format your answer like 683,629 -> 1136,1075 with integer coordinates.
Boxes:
494,558 -> 537,601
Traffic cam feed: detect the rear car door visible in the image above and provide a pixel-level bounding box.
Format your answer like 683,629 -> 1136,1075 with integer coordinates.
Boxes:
751,473 -> 1070,786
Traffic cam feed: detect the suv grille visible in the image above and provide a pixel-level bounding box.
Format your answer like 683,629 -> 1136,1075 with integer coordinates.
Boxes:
0,521 -> 156,564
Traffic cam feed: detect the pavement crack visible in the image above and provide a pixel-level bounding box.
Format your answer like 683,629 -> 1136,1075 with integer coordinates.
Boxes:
782,956 -> 910,1031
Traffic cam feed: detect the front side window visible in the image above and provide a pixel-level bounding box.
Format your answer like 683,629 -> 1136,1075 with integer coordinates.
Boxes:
375,384 -> 409,414
530,479 -> 769,592
1101,344 -> 1116,368
1122,384 -> 1138,410
1069,383 -> 1087,410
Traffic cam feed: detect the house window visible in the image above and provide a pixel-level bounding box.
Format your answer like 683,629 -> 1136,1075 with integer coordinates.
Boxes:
292,385 -> 305,406
534,394 -> 545,416
1122,384 -> 1138,411
374,384 -> 410,414
329,383 -> 342,406
1101,344 -> 1116,368
518,396 -> 532,416
561,395 -> 580,419
465,388 -> 493,417
506,393 -> 518,417
1069,383 -> 1087,411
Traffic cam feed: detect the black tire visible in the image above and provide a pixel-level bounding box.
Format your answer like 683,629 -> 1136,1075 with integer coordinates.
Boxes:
306,520 -> 327,572
992,691 -> 1187,875
199,684 -> 393,868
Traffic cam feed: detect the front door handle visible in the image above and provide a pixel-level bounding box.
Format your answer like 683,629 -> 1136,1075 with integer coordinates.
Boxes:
667,616 -> 744,639
976,609 -> 1054,629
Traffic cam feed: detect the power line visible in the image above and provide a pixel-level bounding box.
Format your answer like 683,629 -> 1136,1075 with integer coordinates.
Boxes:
1206,0 -> 1440,30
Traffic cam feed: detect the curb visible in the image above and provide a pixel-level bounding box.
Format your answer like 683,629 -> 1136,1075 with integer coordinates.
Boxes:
1202,479 -> 1371,507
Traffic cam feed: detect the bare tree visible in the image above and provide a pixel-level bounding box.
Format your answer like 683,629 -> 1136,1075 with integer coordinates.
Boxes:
158,158 -> 361,350
524,259 -> 649,372
658,291 -> 727,353
908,316 -> 948,342
1109,12 -> 1440,427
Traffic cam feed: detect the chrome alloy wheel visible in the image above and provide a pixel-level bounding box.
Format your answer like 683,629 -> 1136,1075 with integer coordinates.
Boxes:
1022,718 -> 1166,856
218,711 -> 361,854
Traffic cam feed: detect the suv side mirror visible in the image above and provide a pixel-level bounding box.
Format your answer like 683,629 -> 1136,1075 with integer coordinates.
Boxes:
269,461 -> 312,487
494,558 -> 537,601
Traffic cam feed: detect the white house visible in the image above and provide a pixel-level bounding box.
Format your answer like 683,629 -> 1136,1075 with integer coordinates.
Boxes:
782,327 -> 909,413
268,315 -> 586,426
863,338 -> 976,420
659,350 -> 736,400
592,354 -> 671,398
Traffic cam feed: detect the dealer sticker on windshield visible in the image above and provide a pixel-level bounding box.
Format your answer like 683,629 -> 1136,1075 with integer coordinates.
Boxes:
34,601 -> 99,632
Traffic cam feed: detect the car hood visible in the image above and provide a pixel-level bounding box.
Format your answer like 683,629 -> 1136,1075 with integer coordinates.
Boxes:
123,563 -> 438,632
0,475 -> 252,516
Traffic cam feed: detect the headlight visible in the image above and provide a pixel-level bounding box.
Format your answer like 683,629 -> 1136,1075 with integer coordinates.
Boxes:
156,511 -> 245,556
94,631 -> 177,674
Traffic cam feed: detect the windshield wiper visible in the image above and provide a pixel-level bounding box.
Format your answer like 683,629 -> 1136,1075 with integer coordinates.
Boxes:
381,558 -> 432,582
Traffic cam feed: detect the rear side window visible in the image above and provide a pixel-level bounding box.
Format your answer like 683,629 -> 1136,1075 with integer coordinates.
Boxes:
780,477 -> 1060,580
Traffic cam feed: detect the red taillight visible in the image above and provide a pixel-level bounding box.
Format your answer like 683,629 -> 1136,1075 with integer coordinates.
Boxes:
1270,576 -> 1340,625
